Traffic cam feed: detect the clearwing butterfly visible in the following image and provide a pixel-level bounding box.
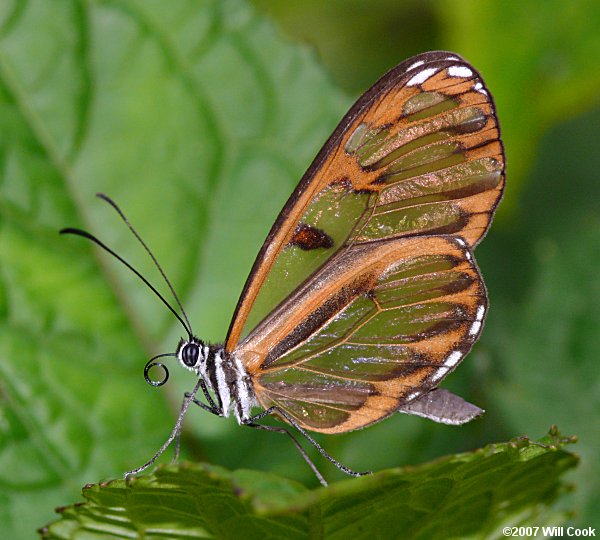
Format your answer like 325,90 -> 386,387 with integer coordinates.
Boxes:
62,51 -> 504,486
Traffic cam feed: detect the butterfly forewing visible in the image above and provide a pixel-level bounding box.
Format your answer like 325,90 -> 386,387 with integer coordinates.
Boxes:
226,51 -> 504,433
226,52 -> 503,349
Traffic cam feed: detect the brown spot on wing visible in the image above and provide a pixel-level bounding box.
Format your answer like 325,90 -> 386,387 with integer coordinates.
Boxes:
289,223 -> 334,251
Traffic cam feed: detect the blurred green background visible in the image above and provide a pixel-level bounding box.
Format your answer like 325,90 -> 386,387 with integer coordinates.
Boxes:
1,0 -> 599,537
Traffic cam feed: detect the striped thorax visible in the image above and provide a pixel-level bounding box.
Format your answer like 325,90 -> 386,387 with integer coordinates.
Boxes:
176,338 -> 256,423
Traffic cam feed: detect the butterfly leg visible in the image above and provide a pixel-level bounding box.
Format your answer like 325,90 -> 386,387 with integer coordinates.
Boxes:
245,421 -> 329,487
244,406 -> 372,486
197,377 -> 222,413
125,377 -> 213,478
172,378 -> 223,463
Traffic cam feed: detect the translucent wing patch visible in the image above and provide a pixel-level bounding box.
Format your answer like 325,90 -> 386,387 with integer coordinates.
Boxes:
226,51 -> 504,350
235,236 -> 487,433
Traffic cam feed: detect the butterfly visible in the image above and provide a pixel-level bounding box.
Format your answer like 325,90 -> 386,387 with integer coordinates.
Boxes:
62,51 -> 504,486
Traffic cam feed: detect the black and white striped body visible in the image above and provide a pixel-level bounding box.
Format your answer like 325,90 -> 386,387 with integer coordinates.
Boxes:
177,338 -> 256,423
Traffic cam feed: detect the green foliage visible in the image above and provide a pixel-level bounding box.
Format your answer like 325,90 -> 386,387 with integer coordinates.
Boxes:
1,0 -> 598,538
41,429 -> 578,539
0,1 -> 345,536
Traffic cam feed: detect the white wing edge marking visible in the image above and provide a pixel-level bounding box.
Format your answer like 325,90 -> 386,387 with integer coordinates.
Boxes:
455,238 -> 472,260
469,304 -> 486,336
406,390 -> 421,401
407,67 -> 438,87
448,65 -> 473,78
407,60 -> 425,71
430,367 -> 449,383
474,81 -> 489,96
444,350 -> 463,368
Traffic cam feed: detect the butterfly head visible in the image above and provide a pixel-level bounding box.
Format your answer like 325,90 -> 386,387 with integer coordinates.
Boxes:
176,336 -> 208,372
142,336 -> 207,387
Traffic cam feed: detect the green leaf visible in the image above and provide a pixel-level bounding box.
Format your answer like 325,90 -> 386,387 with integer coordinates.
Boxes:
0,0 -> 346,537
40,428 -> 578,539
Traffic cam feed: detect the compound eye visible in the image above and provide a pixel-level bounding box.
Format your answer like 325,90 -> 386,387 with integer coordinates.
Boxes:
181,342 -> 200,367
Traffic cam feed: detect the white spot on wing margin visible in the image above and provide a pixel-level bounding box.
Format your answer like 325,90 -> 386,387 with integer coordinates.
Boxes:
469,304 -> 486,336
407,67 -> 438,86
430,367 -> 449,383
469,320 -> 482,336
448,65 -> 473,78
455,237 -> 472,260
406,391 -> 421,402
474,81 -> 488,96
444,350 -> 463,368
407,60 -> 425,71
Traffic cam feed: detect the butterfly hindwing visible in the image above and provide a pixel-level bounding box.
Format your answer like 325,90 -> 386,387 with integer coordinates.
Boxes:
226,51 -> 504,432
236,235 -> 486,432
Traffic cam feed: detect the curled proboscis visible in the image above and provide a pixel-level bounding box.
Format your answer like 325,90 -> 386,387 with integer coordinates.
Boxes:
144,353 -> 175,387
144,361 -> 168,386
